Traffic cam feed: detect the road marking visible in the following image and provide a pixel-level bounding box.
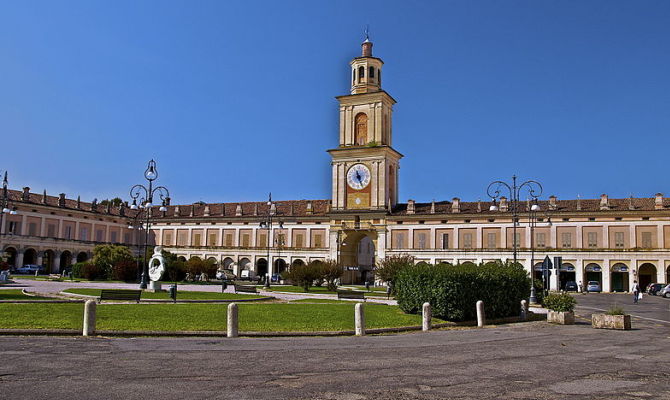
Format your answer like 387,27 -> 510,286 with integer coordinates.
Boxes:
577,306 -> 670,325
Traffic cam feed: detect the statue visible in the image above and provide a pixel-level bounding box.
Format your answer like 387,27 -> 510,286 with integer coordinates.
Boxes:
147,246 -> 165,290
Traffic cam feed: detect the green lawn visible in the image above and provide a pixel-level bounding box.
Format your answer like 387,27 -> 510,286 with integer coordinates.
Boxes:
0,303 -> 440,332
63,288 -> 265,301
0,289 -> 53,301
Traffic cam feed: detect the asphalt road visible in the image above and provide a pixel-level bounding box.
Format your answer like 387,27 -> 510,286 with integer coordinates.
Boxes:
2,316 -> 669,399
573,292 -> 670,325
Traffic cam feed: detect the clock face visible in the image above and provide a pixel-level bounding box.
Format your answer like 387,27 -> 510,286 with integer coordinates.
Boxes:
347,164 -> 371,190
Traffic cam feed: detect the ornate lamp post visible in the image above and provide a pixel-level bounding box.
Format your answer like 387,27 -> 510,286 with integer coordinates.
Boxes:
259,194 -> 282,289
487,175 -> 543,302
129,160 -> 169,289
0,172 -> 19,240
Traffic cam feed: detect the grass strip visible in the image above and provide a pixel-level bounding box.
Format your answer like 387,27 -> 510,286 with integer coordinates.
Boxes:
0,289 -> 53,301
0,303 -> 442,332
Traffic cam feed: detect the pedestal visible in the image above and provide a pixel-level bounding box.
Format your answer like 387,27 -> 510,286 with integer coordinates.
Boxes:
147,281 -> 163,292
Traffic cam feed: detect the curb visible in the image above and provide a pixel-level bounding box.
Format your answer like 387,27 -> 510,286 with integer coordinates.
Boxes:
58,291 -> 275,303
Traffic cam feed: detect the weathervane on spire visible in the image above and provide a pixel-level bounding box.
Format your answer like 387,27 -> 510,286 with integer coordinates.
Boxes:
364,25 -> 370,41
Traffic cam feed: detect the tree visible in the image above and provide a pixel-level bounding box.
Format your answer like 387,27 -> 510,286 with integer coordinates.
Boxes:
281,263 -> 320,292
375,254 -> 414,290
92,244 -> 134,279
99,197 -> 123,207
185,257 -> 217,278
319,260 -> 343,291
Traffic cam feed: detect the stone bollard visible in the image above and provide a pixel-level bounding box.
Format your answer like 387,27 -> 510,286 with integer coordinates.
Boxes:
227,303 -> 238,338
520,300 -> 528,321
476,300 -> 485,328
83,300 -> 96,336
422,302 -> 432,331
355,303 -> 365,336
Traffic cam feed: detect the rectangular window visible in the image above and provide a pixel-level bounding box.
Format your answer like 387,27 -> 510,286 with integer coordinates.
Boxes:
96,230 -> 104,242
65,226 -> 72,240
28,223 -> 37,236
417,233 -> 426,249
513,233 -> 521,248
111,231 -> 118,243
614,232 -> 624,248
561,233 -> 572,248
177,232 -> 187,246
587,232 -> 598,248
641,232 -> 652,248
193,233 -> 202,247
487,233 -> 496,249
124,233 -> 131,244
47,224 -> 56,238
276,233 -> 286,247
441,233 -> 449,250
80,227 -> 88,241
295,234 -> 304,248
259,233 -> 267,248
8,221 -> 19,234
208,234 -> 217,246
395,233 -> 406,249
463,233 -> 472,249
536,233 -> 546,248
313,234 -> 322,248
242,234 -> 250,247
225,234 -> 233,247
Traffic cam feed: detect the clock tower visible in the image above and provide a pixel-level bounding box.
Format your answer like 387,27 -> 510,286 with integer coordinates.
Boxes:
328,37 -> 402,212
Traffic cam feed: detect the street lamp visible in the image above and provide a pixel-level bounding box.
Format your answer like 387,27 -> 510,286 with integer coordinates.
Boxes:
129,160 -> 170,289
259,193 -> 282,289
487,175 -> 543,301
0,172 -> 19,240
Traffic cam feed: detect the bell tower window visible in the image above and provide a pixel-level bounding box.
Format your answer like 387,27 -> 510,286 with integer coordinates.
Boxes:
355,113 -> 368,145
358,66 -> 365,81
369,67 -> 375,79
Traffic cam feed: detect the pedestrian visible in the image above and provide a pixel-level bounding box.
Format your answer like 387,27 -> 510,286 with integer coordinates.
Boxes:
578,281 -> 583,294
633,280 -> 640,304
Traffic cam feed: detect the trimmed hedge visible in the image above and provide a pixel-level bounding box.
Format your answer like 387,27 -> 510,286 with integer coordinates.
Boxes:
395,261 -> 531,321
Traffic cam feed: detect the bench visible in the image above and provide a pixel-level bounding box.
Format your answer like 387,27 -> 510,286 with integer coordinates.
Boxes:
337,290 -> 366,301
234,284 -> 258,294
98,289 -> 143,303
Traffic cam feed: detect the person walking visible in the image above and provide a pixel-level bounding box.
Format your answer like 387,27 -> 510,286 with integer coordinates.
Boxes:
633,280 -> 640,304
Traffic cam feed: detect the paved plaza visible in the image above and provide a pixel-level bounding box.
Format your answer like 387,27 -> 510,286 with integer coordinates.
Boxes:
1,285 -> 669,399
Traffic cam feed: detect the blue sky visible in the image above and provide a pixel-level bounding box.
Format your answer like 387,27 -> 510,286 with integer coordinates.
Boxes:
1,1 -> 669,205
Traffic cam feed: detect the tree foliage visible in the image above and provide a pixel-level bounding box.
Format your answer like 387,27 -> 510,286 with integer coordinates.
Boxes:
375,254 -> 415,289
92,244 -> 134,279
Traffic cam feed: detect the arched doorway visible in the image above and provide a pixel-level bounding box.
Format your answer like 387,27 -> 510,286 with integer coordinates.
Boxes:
274,258 -> 287,275
60,251 -> 72,271
24,248 -> 37,265
222,257 -> 234,270
76,252 -> 89,263
291,259 -> 305,268
3,247 -> 17,269
238,258 -> 251,279
559,263 -> 576,290
610,263 -> 630,292
256,258 -> 268,279
584,263 -> 602,291
339,231 -> 377,284
43,250 -> 55,274
207,257 -> 218,267
638,263 -> 657,290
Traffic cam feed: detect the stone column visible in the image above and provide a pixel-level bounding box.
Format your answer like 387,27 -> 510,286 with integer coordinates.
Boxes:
53,252 -> 61,274
227,303 -> 238,338
16,251 -> 24,268
83,300 -> 96,336
602,260 -> 612,292
476,300 -> 485,328
422,302 -> 432,331
355,303 -> 365,336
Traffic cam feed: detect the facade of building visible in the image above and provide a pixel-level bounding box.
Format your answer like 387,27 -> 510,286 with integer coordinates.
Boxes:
3,38 -> 669,291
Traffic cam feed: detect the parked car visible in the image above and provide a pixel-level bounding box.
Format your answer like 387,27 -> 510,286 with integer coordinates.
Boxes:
646,283 -> 666,296
564,281 -> 578,292
239,269 -> 256,281
659,284 -> 670,298
271,273 -> 281,283
15,264 -> 45,274
215,270 -> 236,281
586,281 -> 601,293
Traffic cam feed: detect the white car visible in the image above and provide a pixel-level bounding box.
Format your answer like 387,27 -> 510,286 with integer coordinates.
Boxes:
586,281 -> 601,293
659,284 -> 670,298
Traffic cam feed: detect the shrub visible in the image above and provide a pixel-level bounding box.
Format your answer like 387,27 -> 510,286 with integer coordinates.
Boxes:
185,257 -> 217,278
282,263 -> 320,291
80,263 -> 103,280
92,244 -> 134,279
71,262 -> 88,279
375,254 -> 414,291
606,306 -> 625,316
395,261 -> 531,321
111,260 -> 138,282
532,279 -> 545,304
320,260 -> 343,291
543,293 -> 577,312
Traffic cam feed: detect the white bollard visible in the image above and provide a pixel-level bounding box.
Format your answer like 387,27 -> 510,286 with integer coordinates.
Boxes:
83,300 -> 96,336
476,300 -> 485,328
422,302 -> 432,331
227,303 -> 238,338
520,300 -> 528,321
355,303 -> 365,336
